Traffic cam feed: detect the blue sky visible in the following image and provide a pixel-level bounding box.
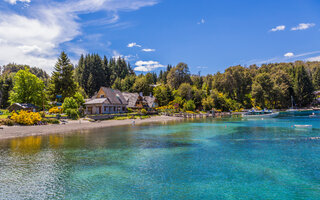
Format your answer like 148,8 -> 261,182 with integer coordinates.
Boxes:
0,0 -> 320,74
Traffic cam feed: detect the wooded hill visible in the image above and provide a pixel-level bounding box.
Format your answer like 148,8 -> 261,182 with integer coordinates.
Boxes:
0,52 -> 319,111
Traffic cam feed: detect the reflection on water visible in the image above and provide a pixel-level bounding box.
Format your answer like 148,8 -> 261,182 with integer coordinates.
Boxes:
0,117 -> 320,199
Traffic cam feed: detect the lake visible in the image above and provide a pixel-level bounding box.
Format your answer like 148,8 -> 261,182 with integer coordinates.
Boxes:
1,116 -> 320,200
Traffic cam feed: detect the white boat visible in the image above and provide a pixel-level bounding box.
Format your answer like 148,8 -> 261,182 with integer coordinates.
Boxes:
294,125 -> 312,128
242,110 -> 279,118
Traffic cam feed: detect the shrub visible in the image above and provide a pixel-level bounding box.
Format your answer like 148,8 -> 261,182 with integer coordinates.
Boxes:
65,109 -> 80,120
42,118 -> 60,124
11,110 -> 42,125
183,100 -> 196,111
63,97 -> 78,110
0,119 -> 14,126
127,108 -> 133,113
49,107 -> 63,114
141,109 -> 147,115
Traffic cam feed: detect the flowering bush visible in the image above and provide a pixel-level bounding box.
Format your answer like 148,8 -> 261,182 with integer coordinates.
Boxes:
11,110 -> 42,125
49,107 -> 63,114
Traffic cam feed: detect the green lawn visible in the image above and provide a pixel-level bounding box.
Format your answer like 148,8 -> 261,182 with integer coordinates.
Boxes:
0,115 -> 9,119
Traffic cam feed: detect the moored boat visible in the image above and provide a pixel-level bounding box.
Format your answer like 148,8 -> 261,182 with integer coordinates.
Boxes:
242,110 -> 279,118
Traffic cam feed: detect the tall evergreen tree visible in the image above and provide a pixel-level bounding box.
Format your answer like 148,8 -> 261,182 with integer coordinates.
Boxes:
293,66 -> 314,107
49,52 -> 77,101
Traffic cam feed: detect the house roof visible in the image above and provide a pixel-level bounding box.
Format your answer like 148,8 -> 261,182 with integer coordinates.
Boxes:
7,103 -> 37,110
144,96 -> 156,108
122,92 -> 139,108
101,87 -> 127,105
86,87 -> 128,105
84,98 -> 107,105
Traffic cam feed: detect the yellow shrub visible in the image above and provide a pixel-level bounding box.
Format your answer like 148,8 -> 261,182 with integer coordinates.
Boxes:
49,107 -> 63,114
11,110 -> 42,125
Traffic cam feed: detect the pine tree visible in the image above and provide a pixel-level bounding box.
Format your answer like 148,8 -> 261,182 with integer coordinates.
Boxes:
313,67 -> 320,90
293,66 -> 314,107
49,52 -> 77,101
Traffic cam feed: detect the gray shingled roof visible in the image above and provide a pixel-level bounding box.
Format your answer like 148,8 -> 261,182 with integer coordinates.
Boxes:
122,92 -> 139,108
144,96 -> 156,108
84,98 -> 107,105
101,87 -> 127,105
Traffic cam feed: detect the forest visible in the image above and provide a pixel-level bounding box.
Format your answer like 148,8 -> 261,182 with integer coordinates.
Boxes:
0,52 -> 320,112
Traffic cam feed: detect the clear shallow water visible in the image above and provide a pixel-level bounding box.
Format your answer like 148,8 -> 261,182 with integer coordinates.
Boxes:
1,116 -> 320,200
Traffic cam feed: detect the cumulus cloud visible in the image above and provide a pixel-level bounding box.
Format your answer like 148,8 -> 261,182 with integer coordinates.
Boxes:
4,0 -> 30,4
270,25 -> 285,32
134,60 -> 164,72
197,19 -> 205,25
0,0 -> 158,71
127,42 -> 142,48
142,48 -> 155,52
284,52 -> 294,57
291,23 -> 315,31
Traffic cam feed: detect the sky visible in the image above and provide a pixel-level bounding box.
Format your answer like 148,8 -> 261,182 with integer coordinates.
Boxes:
0,0 -> 320,75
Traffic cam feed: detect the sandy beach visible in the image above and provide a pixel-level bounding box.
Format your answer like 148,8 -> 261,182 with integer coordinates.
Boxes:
0,116 -> 183,140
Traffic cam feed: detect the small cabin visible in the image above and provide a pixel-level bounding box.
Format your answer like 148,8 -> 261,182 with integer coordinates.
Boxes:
7,103 -> 38,112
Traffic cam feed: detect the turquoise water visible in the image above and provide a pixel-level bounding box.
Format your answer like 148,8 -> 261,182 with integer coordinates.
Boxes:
1,116 -> 320,200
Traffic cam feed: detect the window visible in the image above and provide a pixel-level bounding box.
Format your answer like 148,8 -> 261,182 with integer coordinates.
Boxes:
100,95 -> 105,98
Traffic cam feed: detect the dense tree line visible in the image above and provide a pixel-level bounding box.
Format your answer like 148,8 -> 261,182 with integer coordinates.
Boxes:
0,51 -> 319,112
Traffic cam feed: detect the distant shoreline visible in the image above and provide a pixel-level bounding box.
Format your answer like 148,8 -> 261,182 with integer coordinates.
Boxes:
0,116 -> 183,141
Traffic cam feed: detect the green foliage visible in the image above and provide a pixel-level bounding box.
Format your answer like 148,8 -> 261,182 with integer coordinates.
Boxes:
153,85 -> 173,106
63,97 -> 79,110
75,54 -> 133,97
0,118 -> 14,126
73,92 -> 85,107
202,96 -> 214,111
167,62 -> 191,89
183,100 -> 196,111
42,118 -> 60,124
9,68 -> 45,107
132,75 -> 153,95
48,52 -> 77,101
65,109 -> 80,120
293,65 -> 314,107
141,109 -> 147,115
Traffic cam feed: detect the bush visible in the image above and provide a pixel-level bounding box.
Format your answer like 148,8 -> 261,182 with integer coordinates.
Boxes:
65,109 -> 80,120
183,100 -> 196,111
63,97 -> 79,110
11,110 -> 42,125
127,108 -> 133,113
141,109 -> 147,115
0,119 -> 14,126
42,118 -> 60,124
49,107 -> 63,114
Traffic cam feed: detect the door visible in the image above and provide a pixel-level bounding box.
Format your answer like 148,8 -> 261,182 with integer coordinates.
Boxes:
99,106 -> 102,114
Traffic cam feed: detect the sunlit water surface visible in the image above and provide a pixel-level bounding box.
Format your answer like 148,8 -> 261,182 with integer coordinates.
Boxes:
1,116 -> 320,200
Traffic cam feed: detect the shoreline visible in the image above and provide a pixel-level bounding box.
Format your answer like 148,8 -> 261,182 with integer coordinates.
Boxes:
0,116 -> 183,141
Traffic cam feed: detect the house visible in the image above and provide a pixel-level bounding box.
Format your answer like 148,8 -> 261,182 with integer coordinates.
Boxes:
122,92 -> 158,110
144,96 -> 158,110
84,87 -> 128,115
7,103 -> 38,112
122,92 -> 149,109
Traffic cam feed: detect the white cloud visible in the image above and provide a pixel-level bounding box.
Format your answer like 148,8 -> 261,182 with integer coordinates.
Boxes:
291,23 -> 315,31
306,56 -> 320,62
197,18 -> 205,25
284,52 -> 294,57
270,25 -> 285,32
142,48 -> 155,52
127,42 -> 142,48
0,0 -> 158,72
4,0 -> 30,4
134,60 -> 164,72
197,66 -> 208,69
